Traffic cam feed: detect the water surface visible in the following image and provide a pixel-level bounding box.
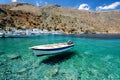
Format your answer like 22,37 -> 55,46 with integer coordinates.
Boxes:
0,34 -> 120,80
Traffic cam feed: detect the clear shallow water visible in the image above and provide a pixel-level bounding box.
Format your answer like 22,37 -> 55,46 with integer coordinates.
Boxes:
0,34 -> 120,80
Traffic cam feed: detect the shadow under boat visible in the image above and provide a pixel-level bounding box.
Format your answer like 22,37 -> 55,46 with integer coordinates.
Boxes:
40,51 -> 76,65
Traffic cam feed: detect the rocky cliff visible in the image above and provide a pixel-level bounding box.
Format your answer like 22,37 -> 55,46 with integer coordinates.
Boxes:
0,2 -> 120,34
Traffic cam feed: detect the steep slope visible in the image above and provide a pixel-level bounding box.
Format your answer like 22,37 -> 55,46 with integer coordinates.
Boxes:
0,2 -> 120,34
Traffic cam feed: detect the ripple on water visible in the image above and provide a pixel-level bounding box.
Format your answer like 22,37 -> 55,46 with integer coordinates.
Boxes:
0,35 -> 120,80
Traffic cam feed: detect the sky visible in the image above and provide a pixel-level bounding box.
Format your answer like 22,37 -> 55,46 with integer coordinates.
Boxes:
0,0 -> 120,11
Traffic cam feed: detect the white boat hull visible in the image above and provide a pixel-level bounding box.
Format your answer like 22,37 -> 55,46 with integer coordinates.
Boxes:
32,45 -> 73,56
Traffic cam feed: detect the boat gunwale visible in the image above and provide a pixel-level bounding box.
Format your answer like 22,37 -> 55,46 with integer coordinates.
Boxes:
31,44 -> 74,51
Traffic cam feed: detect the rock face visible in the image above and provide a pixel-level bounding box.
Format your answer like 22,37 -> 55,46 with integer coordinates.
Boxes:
0,2 -> 120,34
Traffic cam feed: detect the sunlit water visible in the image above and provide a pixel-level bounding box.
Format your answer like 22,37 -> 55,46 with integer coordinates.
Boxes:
0,34 -> 120,80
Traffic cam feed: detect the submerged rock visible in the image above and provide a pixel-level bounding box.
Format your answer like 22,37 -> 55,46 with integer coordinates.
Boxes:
7,54 -> 21,60
0,52 -> 5,56
16,68 -> 27,74
51,68 -> 59,76
46,68 -> 59,77
59,69 -> 78,80
101,55 -> 113,62
0,61 -> 4,66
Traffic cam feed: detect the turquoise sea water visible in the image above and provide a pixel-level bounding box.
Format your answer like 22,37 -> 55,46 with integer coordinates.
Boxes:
0,34 -> 120,80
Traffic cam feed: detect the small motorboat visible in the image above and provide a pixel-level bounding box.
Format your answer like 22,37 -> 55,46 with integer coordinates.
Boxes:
30,41 -> 74,56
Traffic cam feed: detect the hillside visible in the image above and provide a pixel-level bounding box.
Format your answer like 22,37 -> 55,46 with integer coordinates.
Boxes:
0,2 -> 120,34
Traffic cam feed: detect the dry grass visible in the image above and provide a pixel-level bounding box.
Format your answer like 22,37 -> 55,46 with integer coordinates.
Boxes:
0,2 -> 120,34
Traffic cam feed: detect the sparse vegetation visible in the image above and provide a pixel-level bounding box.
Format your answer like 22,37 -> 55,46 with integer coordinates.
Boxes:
0,2 -> 120,34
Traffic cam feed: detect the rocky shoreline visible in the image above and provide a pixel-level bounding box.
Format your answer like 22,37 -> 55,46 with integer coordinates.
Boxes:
0,2 -> 120,34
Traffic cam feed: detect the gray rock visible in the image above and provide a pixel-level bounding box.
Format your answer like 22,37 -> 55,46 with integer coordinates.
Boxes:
51,68 -> 59,76
46,68 -> 59,77
16,68 -> 27,74
7,54 -> 21,60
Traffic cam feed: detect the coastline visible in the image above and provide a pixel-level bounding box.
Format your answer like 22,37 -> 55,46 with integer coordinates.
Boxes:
1,32 -> 120,39
75,34 -> 120,39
